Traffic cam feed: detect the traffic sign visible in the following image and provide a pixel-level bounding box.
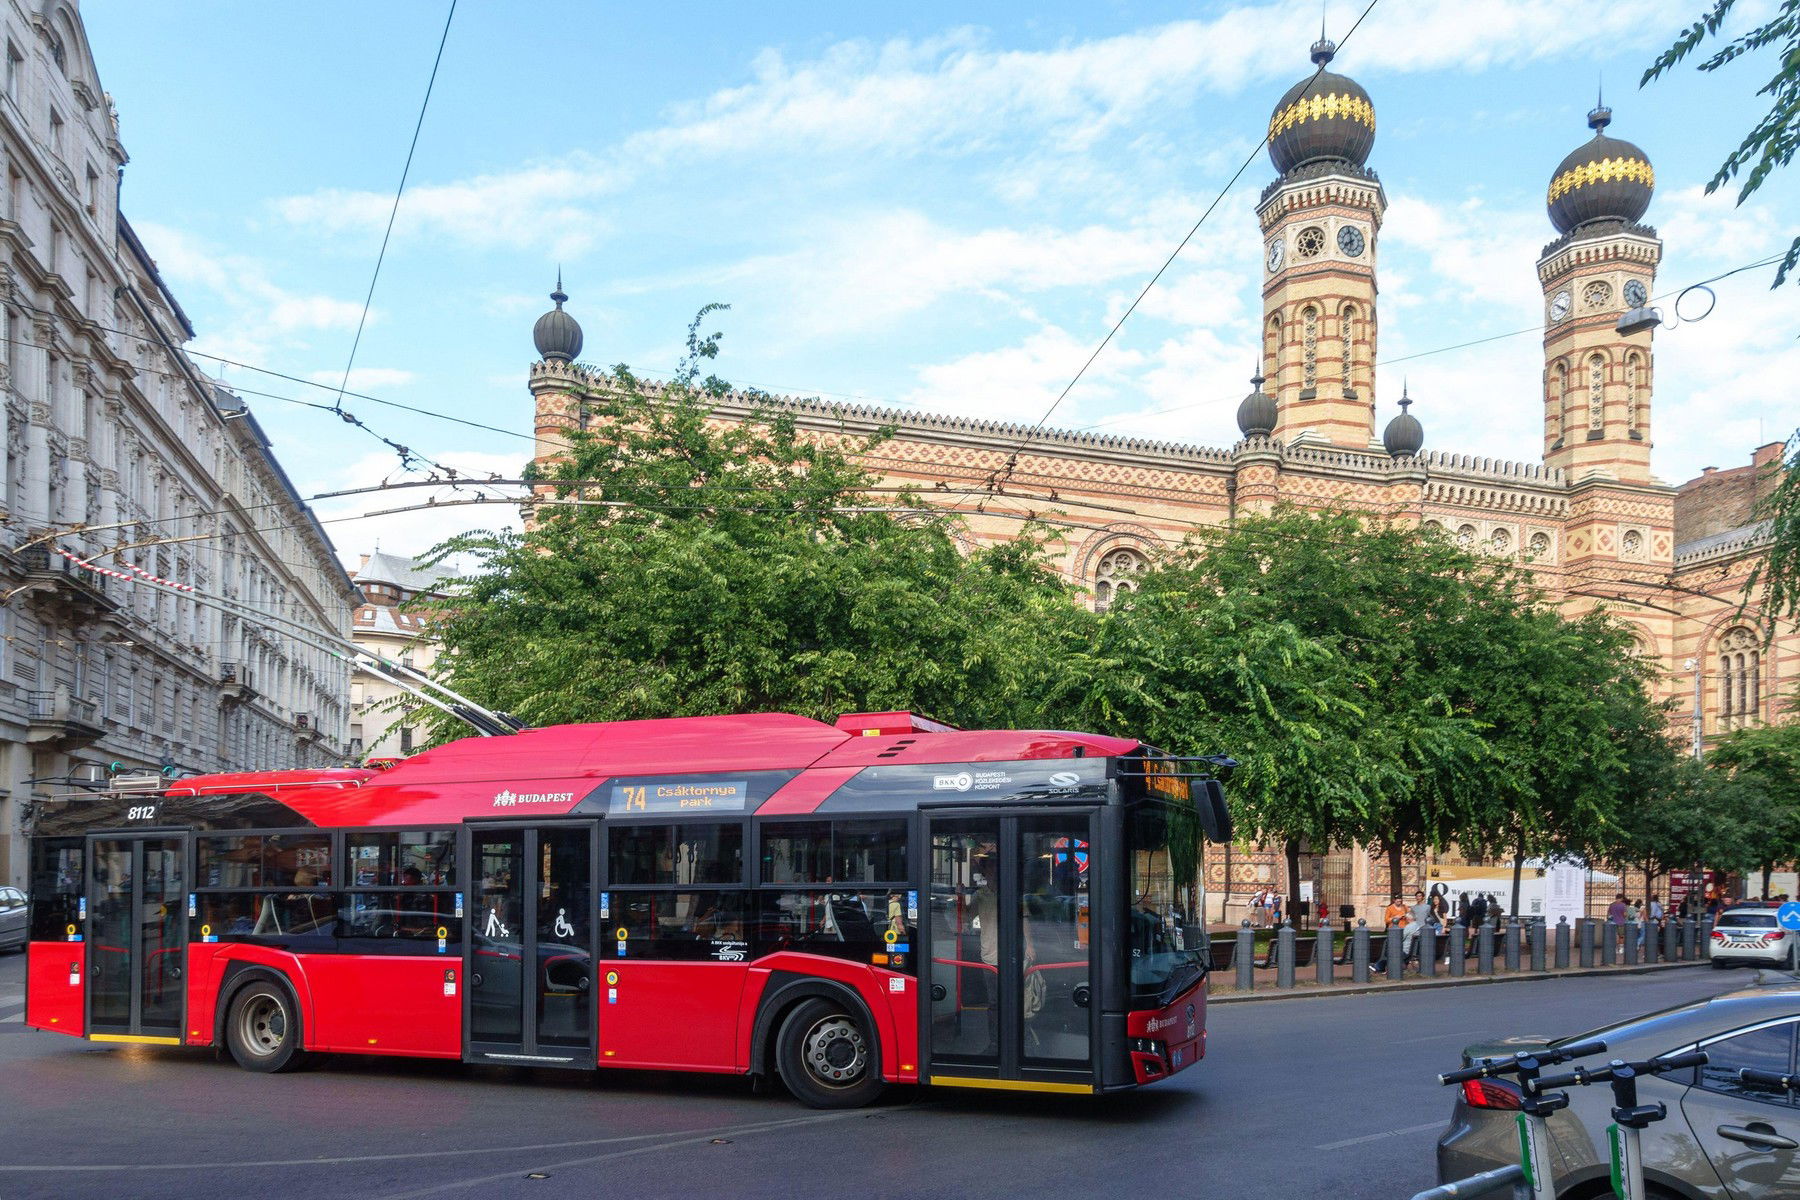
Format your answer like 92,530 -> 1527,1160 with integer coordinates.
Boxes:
1777,902 -> 1800,932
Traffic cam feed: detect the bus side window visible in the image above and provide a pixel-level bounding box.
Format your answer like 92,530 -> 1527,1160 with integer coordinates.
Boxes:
29,837 -> 83,941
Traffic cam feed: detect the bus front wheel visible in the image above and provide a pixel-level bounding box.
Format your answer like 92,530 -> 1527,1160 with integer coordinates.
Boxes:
225,977 -> 308,1073
776,998 -> 882,1109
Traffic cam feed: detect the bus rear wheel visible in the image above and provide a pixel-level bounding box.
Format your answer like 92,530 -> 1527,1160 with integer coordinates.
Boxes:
225,978 -> 308,1073
776,998 -> 882,1109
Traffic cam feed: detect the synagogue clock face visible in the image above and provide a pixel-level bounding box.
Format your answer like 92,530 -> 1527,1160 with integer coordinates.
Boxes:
1549,290 -> 1572,323
1266,239 -> 1285,272
1336,225 -> 1365,257
1624,279 -> 1647,308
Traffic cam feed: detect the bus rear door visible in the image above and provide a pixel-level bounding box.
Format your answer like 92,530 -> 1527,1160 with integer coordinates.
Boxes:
922,809 -> 1099,1094
463,821 -> 598,1068
84,833 -> 189,1045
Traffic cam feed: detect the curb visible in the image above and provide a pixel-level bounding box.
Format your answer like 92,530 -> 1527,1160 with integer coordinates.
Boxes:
1207,958 -> 1713,1004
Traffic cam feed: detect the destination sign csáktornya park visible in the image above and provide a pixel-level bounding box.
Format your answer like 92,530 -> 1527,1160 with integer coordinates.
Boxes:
609,780 -> 749,814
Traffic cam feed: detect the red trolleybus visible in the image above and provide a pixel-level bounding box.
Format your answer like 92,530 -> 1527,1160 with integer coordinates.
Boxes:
24,711 -> 1232,1107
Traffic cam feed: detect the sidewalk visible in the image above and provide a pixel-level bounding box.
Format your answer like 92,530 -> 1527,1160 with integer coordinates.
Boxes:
1208,958 -> 1711,1004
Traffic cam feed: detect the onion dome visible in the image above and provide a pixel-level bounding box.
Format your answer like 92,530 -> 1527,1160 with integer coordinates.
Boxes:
1236,372 -> 1277,437
1546,104 -> 1654,234
1268,39 -> 1376,175
1383,388 -> 1423,458
532,273 -> 583,363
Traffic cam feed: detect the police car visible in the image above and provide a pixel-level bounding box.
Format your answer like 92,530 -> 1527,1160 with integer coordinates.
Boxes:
1710,903 -> 1800,971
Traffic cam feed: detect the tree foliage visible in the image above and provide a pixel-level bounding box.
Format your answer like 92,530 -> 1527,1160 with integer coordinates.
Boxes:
1707,718 -> 1800,888
1646,0 -> 1800,285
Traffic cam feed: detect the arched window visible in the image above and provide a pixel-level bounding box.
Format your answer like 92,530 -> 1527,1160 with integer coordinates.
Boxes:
1547,362 -> 1566,445
1624,352 -> 1642,435
1528,531 -> 1551,558
1094,546 -> 1147,613
1264,315 -> 1281,385
1456,524 -> 1476,550
1340,303 -> 1357,395
1718,626 -> 1763,730
1301,306 -> 1319,389
1587,353 -> 1606,431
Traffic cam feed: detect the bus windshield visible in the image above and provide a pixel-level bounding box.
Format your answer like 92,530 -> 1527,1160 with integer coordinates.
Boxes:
1128,799 -> 1206,1004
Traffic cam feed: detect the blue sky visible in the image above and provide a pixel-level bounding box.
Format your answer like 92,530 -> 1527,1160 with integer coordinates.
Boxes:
81,0 -> 1800,560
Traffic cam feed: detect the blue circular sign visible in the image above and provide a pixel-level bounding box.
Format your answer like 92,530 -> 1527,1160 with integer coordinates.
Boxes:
1777,902 -> 1800,932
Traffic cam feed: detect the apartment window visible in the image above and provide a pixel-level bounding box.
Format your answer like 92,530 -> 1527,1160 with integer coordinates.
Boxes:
48,109 -> 63,157
5,43 -> 20,105
83,166 -> 97,216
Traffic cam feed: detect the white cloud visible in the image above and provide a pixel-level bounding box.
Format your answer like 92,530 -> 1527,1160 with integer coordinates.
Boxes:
902,323 -> 1146,425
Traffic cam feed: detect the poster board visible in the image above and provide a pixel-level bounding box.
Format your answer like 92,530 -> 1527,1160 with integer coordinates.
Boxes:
1544,862 -> 1586,927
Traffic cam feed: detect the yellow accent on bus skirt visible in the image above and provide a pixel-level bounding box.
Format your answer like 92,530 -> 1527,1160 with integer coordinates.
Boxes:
89,1034 -> 181,1045
929,1075 -> 1095,1094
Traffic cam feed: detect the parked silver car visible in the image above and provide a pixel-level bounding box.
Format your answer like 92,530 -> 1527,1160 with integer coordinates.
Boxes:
1437,976 -> 1800,1198
0,885 -> 24,952
1711,905 -> 1800,972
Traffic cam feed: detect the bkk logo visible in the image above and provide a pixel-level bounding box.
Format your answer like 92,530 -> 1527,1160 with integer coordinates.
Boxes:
492,788 -> 576,808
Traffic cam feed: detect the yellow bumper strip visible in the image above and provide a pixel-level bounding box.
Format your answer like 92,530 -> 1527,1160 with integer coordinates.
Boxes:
929,1075 -> 1095,1094
89,1034 -> 182,1045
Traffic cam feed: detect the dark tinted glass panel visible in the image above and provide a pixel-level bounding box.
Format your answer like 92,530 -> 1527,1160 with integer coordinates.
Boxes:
608,824 -> 742,886
755,890 -> 910,971
140,839 -> 185,1032
338,892 -> 460,948
537,827 -> 592,1048
928,819 -> 1000,1064
88,839 -> 133,1029
760,821 -> 906,885
198,891 -> 336,943
614,891 -> 749,961
471,832 -> 524,1043
198,836 -> 262,888
347,830 -> 456,886
264,834 -> 330,887
1021,818 -> 1090,1066
28,837 -> 81,940
1700,1023 -> 1799,1106
1129,802 -> 1205,1005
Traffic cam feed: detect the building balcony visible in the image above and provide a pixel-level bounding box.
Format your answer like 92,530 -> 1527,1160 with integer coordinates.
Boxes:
219,663 -> 256,702
14,545 -> 120,620
295,712 -> 322,743
27,687 -> 105,750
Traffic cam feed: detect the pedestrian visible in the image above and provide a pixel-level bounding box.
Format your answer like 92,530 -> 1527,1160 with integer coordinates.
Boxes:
1490,894 -> 1506,926
1608,892 -> 1628,950
1404,889 -> 1432,964
1641,893 -> 1663,952
1429,883 -> 1450,927
1371,894 -> 1410,973
1457,891 -> 1471,926
1271,892 -> 1284,926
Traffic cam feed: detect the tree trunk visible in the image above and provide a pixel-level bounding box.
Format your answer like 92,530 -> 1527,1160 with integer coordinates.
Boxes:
1284,838 -> 1303,928
1387,842 -> 1403,900
1763,862 -> 1775,900
1509,842 -> 1525,917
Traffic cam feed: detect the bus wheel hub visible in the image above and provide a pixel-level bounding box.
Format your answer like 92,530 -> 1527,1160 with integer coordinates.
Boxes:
804,1016 -> 866,1085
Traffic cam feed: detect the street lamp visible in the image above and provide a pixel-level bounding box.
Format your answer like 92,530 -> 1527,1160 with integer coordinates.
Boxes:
1684,657 -> 1702,761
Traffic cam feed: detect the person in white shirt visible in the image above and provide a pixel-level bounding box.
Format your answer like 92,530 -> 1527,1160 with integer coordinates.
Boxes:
1640,893 -> 1664,951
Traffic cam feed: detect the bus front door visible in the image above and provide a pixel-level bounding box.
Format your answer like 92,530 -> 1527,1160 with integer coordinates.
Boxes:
923,811 -> 1098,1093
463,822 -> 598,1068
85,834 -> 188,1044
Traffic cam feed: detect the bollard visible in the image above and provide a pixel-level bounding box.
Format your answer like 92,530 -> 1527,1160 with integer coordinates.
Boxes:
1352,919 -> 1371,983
1698,918 -> 1711,960
1316,919 -> 1333,986
1276,921 -> 1297,989
1504,919 -> 1522,971
1600,921 -> 1616,965
1236,920 -> 1254,991
1386,922 -> 1404,981
1623,921 -> 1640,965
1663,916 -> 1679,963
1420,922 -> 1438,978
1478,918 -> 1496,974
1579,918 -> 1596,968
1448,921 -> 1466,976
1529,919 -> 1546,973
1555,917 -> 1570,969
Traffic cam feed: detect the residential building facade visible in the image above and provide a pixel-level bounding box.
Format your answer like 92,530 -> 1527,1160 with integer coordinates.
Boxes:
0,1 -> 356,885
348,550 -> 447,759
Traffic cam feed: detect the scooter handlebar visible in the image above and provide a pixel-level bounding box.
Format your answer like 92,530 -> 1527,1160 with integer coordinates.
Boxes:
1646,1050 -> 1708,1075
1538,1050 -> 1707,1091
1740,1067 -> 1800,1092
1437,1039 -> 1609,1085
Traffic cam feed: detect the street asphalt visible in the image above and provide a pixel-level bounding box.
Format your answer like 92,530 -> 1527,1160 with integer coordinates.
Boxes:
0,952 -> 1747,1200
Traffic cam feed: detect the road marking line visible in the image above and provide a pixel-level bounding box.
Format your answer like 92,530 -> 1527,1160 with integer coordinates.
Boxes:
1316,1120 -> 1443,1151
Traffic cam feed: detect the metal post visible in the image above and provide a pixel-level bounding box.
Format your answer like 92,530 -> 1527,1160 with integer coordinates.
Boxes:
1600,920 -> 1615,965
1623,920 -> 1640,966
1503,919 -> 1522,971
1529,919 -> 1546,973
1235,920 -> 1254,990
1352,919 -> 1370,983
1579,918 -> 1596,968
1421,921 -> 1438,978
1277,921 -> 1296,988
1386,922 -> 1404,981
1449,920 -> 1466,976
1698,918 -> 1712,960
1316,919 -> 1333,986
1478,918 -> 1495,974
1663,916 -> 1679,963
1555,917 -> 1570,969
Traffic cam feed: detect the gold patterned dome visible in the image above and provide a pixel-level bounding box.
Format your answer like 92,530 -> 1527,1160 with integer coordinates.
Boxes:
1546,105 -> 1654,234
1268,39 -> 1375,175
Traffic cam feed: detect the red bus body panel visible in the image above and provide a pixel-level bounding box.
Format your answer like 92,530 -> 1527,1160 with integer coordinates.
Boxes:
25,941 -> 84,1037
1125,975 -> 1206,1085
734,954 -> 918,1083
601,962 -> 749,1072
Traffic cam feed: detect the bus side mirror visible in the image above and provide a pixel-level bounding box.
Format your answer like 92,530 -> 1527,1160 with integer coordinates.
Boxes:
1200,780 -> 1233,844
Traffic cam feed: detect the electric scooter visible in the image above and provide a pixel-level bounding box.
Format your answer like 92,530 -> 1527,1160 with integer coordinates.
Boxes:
1436,1038 -> 1608,1200
1534,1052 -> 1710,1200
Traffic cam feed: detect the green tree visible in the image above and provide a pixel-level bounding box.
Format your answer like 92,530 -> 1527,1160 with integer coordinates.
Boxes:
1708,718 -> 1800,893
419,310 -> 1077,737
